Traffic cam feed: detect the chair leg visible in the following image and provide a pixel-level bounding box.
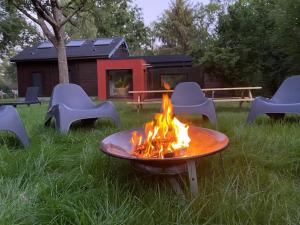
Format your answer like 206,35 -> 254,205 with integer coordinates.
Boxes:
13,128 -> 30,147
55,113 -> 72,134
247,107 -> 261,123
57,119 -> 71,133
204,110 -> 217,125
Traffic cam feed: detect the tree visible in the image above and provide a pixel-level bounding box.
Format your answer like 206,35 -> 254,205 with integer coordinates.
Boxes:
154,0 -> 195,54
271,0 -> 300,74
189,2 -> 222,59
153,0 -> 222,57
0,0 -> 41,86
8,0 -> 88,83
65,0 -> 150,55
0,0 -> 41,56
201,0 -> 290,93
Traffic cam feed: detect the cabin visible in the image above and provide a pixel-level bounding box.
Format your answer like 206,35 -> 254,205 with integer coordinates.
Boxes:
11,37 -> 206,99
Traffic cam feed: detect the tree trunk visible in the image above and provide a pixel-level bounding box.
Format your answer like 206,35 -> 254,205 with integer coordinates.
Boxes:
56,38 -> 69,83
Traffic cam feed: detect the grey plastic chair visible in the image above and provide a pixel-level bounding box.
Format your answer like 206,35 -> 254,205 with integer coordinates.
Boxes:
247,75 -> 300,123
24,87 -> 41,105
0,86 -> 41,107
45,83 -> 121,133
171,82 -> 217,124
0,105 -> 29,147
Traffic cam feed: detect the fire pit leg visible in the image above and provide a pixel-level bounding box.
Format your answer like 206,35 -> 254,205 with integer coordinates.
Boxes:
187,159 -> 198,198
168,177 -> 184,197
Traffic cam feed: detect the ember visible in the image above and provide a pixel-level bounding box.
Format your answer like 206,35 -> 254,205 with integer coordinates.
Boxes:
131,93 -> 191,158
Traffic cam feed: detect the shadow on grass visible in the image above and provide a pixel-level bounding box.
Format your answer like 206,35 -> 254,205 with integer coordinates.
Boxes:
216,105 -> 250,113
44,118 -> 119,132
0,132 -> 24,150
254,115 -> 300,125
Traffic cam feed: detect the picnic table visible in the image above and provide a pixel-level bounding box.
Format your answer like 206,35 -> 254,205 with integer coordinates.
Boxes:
0,90 -> 7,99
127,87 -> 262,111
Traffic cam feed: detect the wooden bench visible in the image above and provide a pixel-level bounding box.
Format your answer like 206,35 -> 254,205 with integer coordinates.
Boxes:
203,87 -> 262,106
0,90 -> 7,99
127,87 -> 262,111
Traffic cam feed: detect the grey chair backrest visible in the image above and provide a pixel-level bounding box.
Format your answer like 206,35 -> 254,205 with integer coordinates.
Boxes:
171,82 -> 206,106
25,87 -> 40,102
271,75 -> 300,104
49,83 -> 96,109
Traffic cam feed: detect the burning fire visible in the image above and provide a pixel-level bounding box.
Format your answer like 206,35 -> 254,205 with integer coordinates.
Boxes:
131,94 -> 191,158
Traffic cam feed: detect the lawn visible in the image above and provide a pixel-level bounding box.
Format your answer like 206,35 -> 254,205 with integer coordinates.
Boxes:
0,101 -> 299,225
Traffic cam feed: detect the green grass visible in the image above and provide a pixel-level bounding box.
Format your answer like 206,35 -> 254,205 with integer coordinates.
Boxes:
0,102 -> 299,225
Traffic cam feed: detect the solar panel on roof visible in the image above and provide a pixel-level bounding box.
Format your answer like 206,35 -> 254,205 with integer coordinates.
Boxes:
37,42 -> 53,49
66,40 -> 85,47
94,39 -> 113,46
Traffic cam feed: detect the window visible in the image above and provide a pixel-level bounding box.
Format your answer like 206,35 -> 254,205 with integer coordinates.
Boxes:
161,74 -> 188,89
107,69 -> 132,98
37,42 -> 53,49
94,39 -> 113,46
66,40 -> 85,47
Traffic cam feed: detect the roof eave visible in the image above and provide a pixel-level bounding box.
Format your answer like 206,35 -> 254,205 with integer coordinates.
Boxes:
11,55 -> 110,63
108,37 -> 130,58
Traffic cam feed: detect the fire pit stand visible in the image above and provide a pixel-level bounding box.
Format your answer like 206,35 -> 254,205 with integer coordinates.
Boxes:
101,126 -> 229,198
130,158 -> 199,197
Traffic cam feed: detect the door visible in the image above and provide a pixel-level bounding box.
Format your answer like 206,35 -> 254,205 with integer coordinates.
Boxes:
32,73 -> 43,96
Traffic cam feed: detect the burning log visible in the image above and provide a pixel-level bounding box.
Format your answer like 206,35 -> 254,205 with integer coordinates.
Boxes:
131,93 -> 191,159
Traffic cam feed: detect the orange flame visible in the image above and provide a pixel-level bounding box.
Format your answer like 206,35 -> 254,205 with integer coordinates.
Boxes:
162,79 -> 171,90
131,94 -> 191,158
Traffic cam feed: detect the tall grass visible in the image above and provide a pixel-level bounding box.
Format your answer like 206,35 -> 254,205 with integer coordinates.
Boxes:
0,102 -> 299,225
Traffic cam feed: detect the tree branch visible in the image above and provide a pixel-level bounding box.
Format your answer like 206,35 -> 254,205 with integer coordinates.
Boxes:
62,11 -> 77,27
12,2 -> 40,25
36,0 -> 53,18
37,15 -> 56,43
59,1 -> 86,28
31,0 -> 57,27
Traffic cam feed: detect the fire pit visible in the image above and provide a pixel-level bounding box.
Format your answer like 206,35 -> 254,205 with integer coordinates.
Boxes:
100,94 -> 229,197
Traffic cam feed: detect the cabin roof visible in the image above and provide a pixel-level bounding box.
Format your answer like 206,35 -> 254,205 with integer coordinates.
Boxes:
11,37 -> 128,62
112,54 -> 193,64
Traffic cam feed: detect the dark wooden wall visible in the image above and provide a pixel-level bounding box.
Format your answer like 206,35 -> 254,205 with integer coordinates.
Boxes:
16,43 -> 129,97
69,60 -> 98,96
17,61 -> 59,97
17,59 -> 98,97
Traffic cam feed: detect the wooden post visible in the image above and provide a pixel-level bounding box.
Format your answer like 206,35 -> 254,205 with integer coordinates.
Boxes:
187,159 -> 198,198
239,90 -> 245,107
248,90 -> 253,99
137,94 -> 141,113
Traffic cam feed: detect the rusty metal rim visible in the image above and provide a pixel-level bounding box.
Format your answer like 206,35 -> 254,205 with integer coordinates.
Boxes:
100,126 -> 229,163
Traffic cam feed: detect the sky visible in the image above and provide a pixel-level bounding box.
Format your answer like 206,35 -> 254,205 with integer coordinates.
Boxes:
134,0 -> 210,26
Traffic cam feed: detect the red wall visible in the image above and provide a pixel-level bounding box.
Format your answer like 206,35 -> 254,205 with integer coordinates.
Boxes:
97,59 -> 147,100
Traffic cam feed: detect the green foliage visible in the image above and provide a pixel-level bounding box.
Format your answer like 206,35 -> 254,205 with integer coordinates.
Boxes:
0,103 -> 300,224
2,58 -> 17,84
154,0 -> 300,93
0,0 -> 41,56
65,0 -> 150,54
153,0 -> 222,58
153,0 -> 195,54
114,77 -> 129,88
201,0 -> 300,94
0,0 -> 40,86
189,1 -> 222,59
270,0 -> 300,73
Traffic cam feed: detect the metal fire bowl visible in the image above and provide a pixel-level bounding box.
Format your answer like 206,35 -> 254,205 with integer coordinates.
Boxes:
100,126 -> 229,175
